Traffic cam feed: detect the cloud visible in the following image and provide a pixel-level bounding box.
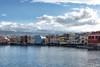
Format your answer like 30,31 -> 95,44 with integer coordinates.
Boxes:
0,7 -> 100,33
55,7 -> 98,26
1,14 -> 7,17
0,21 -> 35,32
20,0 -> 28,3
31,0 -> 100,5
34,7 -> 100,32
37,15 -> 53,21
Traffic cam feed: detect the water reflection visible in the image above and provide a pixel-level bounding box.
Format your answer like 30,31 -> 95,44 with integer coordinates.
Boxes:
0,46 -> 100,67
87,51 -> 100,67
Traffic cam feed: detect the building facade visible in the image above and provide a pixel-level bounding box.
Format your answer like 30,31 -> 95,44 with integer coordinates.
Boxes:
87,31 -> 100,46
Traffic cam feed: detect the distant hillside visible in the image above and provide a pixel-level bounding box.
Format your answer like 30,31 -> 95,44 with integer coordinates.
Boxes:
0,30 -> 65,36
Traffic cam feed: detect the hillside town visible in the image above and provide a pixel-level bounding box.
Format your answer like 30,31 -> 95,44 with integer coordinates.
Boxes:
0,31 -> 100,50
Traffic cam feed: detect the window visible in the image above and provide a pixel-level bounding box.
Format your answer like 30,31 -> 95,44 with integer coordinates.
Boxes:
88,36 -> 94,39
82,41 -> 84,43
95,36 -> 100,40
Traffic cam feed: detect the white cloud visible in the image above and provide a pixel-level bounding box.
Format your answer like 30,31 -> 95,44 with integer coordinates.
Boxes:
37,15 -> 54,21
1,14 -> 7,17
0,7 -> 100,33
55,7 -> 98,25
0,21 -> 66,33
34,7 -> 100,32
20,0 -> 28,3
0,21 -> 35,32
31,0 -> 100,5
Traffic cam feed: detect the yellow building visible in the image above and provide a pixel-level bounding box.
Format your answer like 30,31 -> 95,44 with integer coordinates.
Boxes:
58,36 -> 67,44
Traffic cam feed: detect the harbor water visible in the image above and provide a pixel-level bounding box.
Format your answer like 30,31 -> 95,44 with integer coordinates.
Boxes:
0,46 -> 100,67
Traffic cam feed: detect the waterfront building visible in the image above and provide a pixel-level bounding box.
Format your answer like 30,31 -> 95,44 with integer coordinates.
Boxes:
87,31 -> 100,49
9,35 -> 34,45
10,36 -> 20,42
45,35 -> 50,44
49,35 -> 59,44
34,35 -> 46,44
58,35 -> 69,45
87,31 -> 100,45
79,33 -> 87,45
28,36 -> 35,44
67,33 -> 80,44
0,36 -> 10,44
23,36 -> 34,44
9,36 -> 20,45
20,35 -> 28,44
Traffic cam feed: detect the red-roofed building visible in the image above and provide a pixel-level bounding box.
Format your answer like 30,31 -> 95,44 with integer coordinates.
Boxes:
87,31 -> 100,46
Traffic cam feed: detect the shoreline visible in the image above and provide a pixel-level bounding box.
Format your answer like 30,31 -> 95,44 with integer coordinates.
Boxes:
0,43 -> 100,50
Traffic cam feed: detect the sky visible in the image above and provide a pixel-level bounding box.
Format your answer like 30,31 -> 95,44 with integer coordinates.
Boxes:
0,0 -> 100,33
